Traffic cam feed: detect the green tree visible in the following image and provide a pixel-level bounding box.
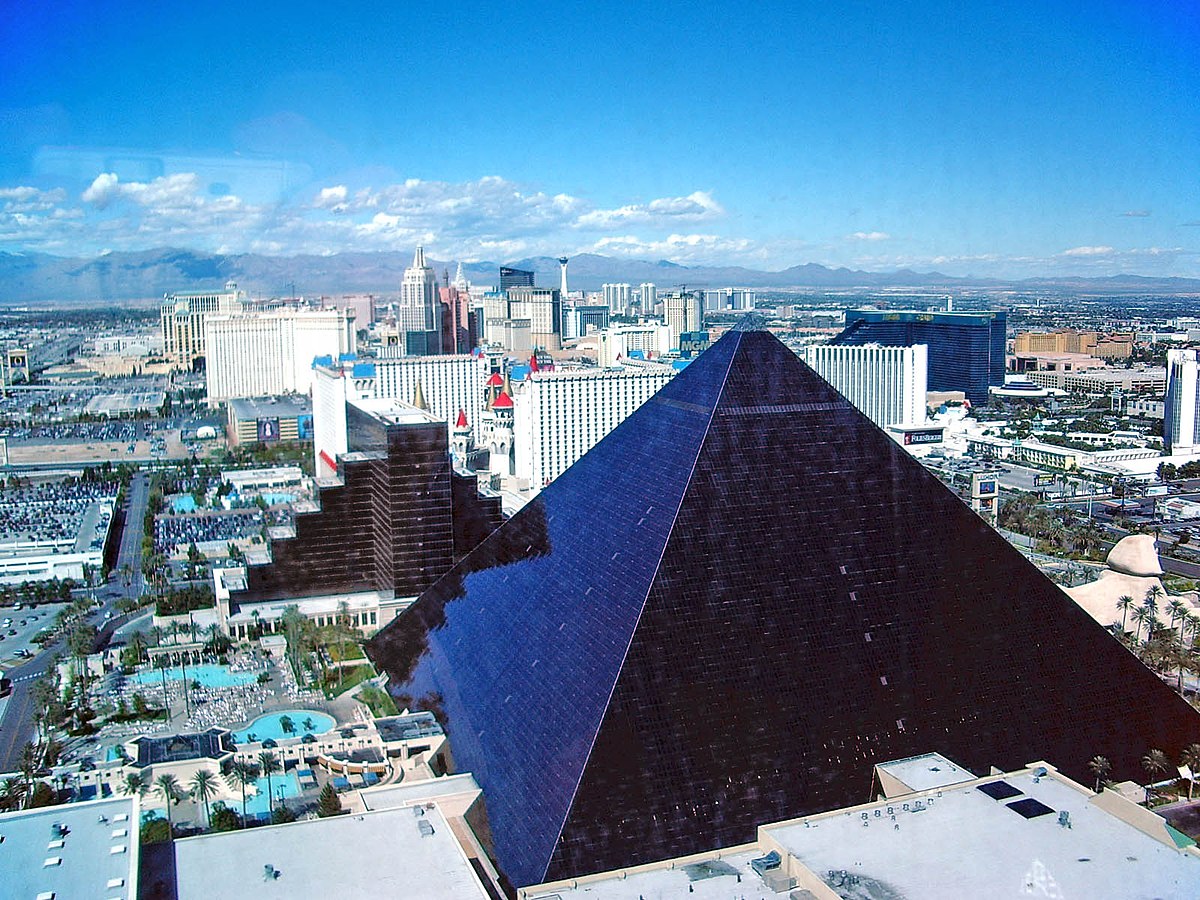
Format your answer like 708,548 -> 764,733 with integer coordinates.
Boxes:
1142,748 -> 1171,803
279,714 -> 295,735
1115,595 -> 1135,634
1181,745 -> 1200,801
1087,755 -> 1112,793
18,742 -> 39,808
317,782 -> 344,818
271,803 -> 297,824
0,776 -> 23,812
121,772 -> 148,798
140,813 -> 171,845
280,605 -> 306,680
209,801 -> 241,831
227,761 -> 259,825
190,769 -> 218,829
257,752 -> 281,816
155,774 -> 182,837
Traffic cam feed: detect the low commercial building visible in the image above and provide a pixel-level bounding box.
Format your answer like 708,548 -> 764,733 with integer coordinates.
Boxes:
0,796 -> 141,900
227,396 -> 313,446
174,800 -> 491,899
520,756 -> 1200,899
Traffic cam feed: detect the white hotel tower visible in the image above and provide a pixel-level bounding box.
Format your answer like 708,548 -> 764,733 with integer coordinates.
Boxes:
398,246 -> 442,346
1166,347 -> 1200,455
800,343 -> 928,429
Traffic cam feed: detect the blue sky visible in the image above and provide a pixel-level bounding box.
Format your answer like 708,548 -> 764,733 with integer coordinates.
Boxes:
1,0 -> 1198,276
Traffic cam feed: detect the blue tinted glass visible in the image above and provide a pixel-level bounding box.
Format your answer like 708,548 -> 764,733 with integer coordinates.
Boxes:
369,333 -> 741,887
371,330 -> 1200,888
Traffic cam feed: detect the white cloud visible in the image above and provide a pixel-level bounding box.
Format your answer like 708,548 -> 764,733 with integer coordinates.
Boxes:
314,185 -> 349,211
1119,210 -> 1151,217
1059,245 -> 1115,257
846,231 -> 891,242
590,232 -> 758,263
576,191 -> 724,228
0,186 -> 67,215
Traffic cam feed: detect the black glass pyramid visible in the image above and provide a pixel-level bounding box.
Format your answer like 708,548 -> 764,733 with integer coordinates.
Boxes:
366,329 -> 1200,889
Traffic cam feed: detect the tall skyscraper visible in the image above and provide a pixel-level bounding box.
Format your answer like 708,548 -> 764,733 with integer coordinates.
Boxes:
368,328 -> 1200,888
602,283 -> 631,313
399,246 -> 442,351
661,289 -> 704,347
638,282 -> 657,312
831,309 -> 1006,405
505,286 -> 562,350
558,256 -> 569,296
499,266 -> 535,291
160,281 -> 245,369
205,307 -> 357,403
1165,348 -> 1200,454
800,343 -> 928,428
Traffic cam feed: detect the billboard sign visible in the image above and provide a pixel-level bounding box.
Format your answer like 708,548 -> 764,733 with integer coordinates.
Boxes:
1034,473 -> 1056,486
257,417 -> 280,443
297,414 -> 314,441
678,331 -> 712,358
902,429 -> 943,445
7,349 -> 27,370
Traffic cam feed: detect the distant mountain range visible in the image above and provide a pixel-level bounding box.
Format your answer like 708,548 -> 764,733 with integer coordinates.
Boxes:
1,248 -> 1199,305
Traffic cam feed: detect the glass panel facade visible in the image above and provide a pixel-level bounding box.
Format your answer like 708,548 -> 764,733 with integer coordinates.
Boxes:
369,329 -> 1200,888
831,309 -> 1006,405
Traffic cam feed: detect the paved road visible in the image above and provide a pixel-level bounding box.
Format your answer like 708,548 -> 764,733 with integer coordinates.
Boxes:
117,472 -> 150,601
0,472 -> 152,773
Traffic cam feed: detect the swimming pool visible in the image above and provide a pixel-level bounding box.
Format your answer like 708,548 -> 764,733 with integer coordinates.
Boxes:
128,663 -> 261,689
171,495 -> 197,513
233,709 -> 335,743
258,492 -> 295,506
243,772 -> 302,818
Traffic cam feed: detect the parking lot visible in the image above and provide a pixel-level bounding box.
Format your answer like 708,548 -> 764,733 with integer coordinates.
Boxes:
0,601 -> 67,668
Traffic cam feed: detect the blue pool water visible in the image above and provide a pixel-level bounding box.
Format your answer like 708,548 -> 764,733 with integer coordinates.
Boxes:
258,492 -> 295,505
243,772 -> 302,818
233,710 -> 335,743
171,495 -> 197,513
128,663 -> 260,688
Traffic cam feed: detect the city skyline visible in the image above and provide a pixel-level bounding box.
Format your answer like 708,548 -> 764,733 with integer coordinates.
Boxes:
1,1 -> 1198,278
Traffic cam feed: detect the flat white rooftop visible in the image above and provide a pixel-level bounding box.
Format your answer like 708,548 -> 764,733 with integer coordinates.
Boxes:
523,762 -> 1200,900
768,765 -> 1200,900
174,803 -> 489,899
0,796 -> 139,900
876,751 -> 974,793
349,396 -> 440,425
228,589 -> 392,623
361,773 -> 482,810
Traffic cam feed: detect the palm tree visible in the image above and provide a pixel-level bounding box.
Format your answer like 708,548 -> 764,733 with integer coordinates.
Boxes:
257,752 -> 280,816
1131,605 -> 1151,644
155,773 -> 182,836
1181,745 -> 1200,800
1145,585 -> 1165,617
190,769 -> 218,829
121,772 -> 147,798
126,630 -> 148,666
1142,748 -> 1170,803
0,776 -> 22,812
1116,595 -> 1135,633
1168,598 -> 1190,638
227,761 -> 259,826
1087,755 -> 1111,793
17,743 -> 39,808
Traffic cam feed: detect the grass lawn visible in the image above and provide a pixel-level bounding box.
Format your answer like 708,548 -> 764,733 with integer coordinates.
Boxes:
357,684 -> 398,717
